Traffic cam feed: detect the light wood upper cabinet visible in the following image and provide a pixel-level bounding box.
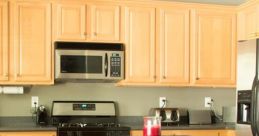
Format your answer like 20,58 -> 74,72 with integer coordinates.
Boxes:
123,6 -> 156,83
191,9 -> 236,87
0,131 -> 56,136
55,3 -> 86,40
0,1 -> 8,81
54,2 -> 120,42
88,4 -> 120,41
157,7 -> 190,85
238,3 -> 259,41
11,1 -> 52,84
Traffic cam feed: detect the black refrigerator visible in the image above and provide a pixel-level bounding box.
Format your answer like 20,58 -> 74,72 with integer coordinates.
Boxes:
237,39 -> 259,136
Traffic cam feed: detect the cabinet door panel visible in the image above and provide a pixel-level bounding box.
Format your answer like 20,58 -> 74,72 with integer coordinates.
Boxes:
175,130 -> 219,136
0,2 -> 8,81
89,4 -> 120,41
238,4 -> 259,41
192,10 -> 236,86
124,6 -> 156,83
158,8 -> 190,85
13,2 -> 52,83
56,3 -> 86,40
245,7 -> 258,38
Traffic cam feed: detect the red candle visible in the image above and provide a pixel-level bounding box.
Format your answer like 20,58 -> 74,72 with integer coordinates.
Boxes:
143,125 -> 161,136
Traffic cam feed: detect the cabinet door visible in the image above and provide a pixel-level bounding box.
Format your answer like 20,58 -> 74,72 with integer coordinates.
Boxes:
191,9 -> 236,87
89,4 -> 120,41
174,130 -> 220,136
12,1 -> 52,84
220,130 -> 236,136
238,5 -> 259,40
130,130 -> 142,136
157,8 -> 190,85
124,6 -> 156,83
0,131 -> 56,136
55,3 -> 86,40
0,1 -> 8,81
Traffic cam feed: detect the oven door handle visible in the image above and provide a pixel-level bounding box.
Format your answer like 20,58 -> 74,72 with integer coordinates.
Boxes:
105,53 -> 108,77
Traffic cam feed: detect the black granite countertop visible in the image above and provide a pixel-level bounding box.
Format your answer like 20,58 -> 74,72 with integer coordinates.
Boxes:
118,116 -> 236,130
126,123 -> 236,130
0,116 -> 235,132
0,117 -> 56,132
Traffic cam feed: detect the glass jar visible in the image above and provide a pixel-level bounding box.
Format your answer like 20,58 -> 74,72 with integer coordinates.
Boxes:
143,116 -> 161,136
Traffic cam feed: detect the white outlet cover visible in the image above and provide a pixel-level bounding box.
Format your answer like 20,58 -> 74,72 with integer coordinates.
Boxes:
31,96 -> 39,107
205,97 -> 212,108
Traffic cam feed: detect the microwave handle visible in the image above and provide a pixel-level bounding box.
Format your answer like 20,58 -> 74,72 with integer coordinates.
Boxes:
105,53 -> 108,77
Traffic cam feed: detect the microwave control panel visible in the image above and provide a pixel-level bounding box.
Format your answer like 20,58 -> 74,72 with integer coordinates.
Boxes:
110,54 -> 121,77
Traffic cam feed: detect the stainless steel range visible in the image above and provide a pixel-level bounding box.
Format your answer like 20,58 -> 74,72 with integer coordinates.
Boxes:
51,101 -> 130,136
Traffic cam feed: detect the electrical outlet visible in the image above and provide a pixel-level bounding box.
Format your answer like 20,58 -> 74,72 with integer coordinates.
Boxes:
205,97 -> 212,108
31,96 -> 39,108
159,97 -> 166,108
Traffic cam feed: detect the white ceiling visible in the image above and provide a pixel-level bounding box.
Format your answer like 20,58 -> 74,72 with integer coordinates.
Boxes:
161,0 -> 247,5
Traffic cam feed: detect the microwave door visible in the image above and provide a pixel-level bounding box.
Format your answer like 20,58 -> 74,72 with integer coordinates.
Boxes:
55,50 -> 106,79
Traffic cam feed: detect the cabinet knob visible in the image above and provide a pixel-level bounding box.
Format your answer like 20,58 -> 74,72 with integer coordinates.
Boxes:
94,32 -> 97,36
16,73 -> 20,77
153,75 -> 156,79
196,77 -> 200,80
84,32 -> 88,36
163,76 -> 166,79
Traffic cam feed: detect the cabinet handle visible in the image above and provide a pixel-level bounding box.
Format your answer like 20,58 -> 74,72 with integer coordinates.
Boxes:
16,73 -> 20,77
153,75 -> 156,79
196,77 -> 200,80
163,76 -> 166,79
84,32 -> 88,36
94,32 -> 97,36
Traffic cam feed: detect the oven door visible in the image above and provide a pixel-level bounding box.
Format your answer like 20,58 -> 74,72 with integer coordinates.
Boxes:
55,50 -> 107,79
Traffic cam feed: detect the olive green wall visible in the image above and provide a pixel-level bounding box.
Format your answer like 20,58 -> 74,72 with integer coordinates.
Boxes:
0,83 -> 236,117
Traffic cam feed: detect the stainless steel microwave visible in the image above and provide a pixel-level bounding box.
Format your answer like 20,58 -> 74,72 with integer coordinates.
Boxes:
55,42 -> 124,82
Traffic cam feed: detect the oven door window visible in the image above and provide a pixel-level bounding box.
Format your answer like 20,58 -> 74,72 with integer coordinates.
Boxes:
61,55 -> 102,74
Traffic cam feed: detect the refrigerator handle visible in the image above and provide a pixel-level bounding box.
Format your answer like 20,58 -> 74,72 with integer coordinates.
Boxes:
255,83 -> 259,136
250,76 -> 258,136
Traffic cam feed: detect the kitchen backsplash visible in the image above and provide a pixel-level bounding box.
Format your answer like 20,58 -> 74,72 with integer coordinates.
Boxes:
0,83 -> 235,116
